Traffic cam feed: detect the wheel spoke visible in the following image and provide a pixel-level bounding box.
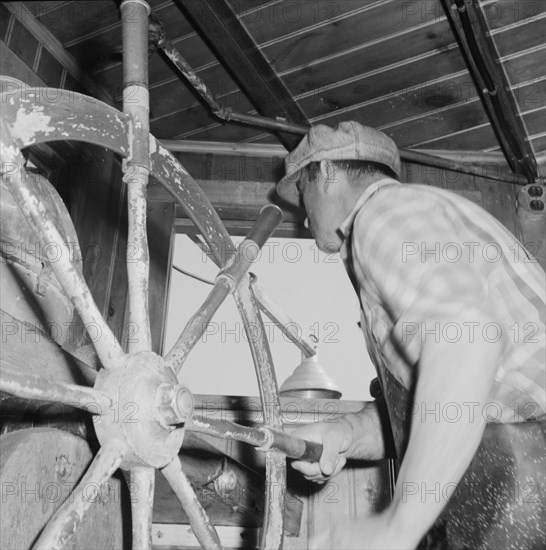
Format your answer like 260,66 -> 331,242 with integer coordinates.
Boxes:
165,278 -> 231,372
130,467 -> 155,550
161,458 -> 223,550
187,417 -> 323,462
33,439 -> 127,550
0,119 -> 124,368
262,453 -> 287,550
0,370 -> 111,413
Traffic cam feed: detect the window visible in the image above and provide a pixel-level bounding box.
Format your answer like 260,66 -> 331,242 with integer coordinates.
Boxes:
165,235 -> 375,400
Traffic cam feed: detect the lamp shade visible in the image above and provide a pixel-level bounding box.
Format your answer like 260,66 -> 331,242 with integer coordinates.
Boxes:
279,351 -> 342,399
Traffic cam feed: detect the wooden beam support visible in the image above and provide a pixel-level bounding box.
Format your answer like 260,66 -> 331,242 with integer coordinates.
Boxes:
441,0 -> 539,181
178,0 -> 309,150
175,217 -> 309,239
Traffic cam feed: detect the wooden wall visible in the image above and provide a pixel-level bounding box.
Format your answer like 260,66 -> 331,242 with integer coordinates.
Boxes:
402,161 -> 520,237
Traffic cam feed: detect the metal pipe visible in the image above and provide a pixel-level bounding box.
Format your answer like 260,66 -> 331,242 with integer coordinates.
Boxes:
161,139 -> 287,157
166,206 -> 283,373
401,148 -> 529,185
153,15 -> 302,137
122,0 -> 151,164
216,107 -> 309,135
121,0 -> 152,353
157,35 -> 222,112
444,0 -> 538,182
453,0 -> 496,94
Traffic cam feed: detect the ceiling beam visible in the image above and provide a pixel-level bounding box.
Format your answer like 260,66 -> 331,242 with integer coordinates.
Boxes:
441,0 -> 539,182
177,0 -> 309,150
175,217 -> 310,239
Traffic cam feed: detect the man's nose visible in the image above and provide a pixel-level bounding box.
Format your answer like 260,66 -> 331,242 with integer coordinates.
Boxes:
304,217 -> 309,229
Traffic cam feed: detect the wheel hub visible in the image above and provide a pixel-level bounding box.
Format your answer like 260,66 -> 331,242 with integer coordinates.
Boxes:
93,351 -> 191,469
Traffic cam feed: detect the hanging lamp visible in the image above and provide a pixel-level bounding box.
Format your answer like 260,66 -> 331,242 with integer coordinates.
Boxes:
279,335 -> 342,399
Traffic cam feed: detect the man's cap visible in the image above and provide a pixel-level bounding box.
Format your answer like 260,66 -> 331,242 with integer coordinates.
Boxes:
276,121 -> 400,206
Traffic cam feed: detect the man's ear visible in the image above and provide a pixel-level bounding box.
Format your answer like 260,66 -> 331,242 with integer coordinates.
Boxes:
319,160 -> 338,193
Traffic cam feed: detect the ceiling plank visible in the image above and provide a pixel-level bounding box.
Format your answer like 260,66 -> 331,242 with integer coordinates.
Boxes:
151,10 -> 543,143
4,2 -> 114,105
178,0 -> 309,150
441,0 -> 539,181
93,0 -> 371,97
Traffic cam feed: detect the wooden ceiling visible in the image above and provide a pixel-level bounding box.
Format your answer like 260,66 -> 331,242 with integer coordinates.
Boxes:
9,0 -> 546,161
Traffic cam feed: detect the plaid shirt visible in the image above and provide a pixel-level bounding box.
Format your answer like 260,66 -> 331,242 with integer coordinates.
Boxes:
340,179 -> 545,423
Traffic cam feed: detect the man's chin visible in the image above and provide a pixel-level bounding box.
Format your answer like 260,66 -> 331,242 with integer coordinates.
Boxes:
317,240 -> 341,254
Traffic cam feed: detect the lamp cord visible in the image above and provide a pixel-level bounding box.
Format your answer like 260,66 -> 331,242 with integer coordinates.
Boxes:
172,264 -> 214,285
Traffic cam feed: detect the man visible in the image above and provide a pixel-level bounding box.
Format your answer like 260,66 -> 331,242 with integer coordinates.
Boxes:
276,122 -> 545,549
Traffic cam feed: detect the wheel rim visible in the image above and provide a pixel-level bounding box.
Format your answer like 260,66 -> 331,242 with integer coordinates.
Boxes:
1,72 -> 286,550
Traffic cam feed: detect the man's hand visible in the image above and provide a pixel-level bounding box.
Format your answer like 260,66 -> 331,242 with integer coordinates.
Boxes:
290,402 -> 388,483
290,417 -> 353,483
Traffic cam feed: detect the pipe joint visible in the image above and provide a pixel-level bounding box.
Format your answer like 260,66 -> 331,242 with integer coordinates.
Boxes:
453,0 -> 467,12
148,13 -> 166,49
122,162 -> 150,180
255,427 -> 274,452
214,107 -> 232,121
